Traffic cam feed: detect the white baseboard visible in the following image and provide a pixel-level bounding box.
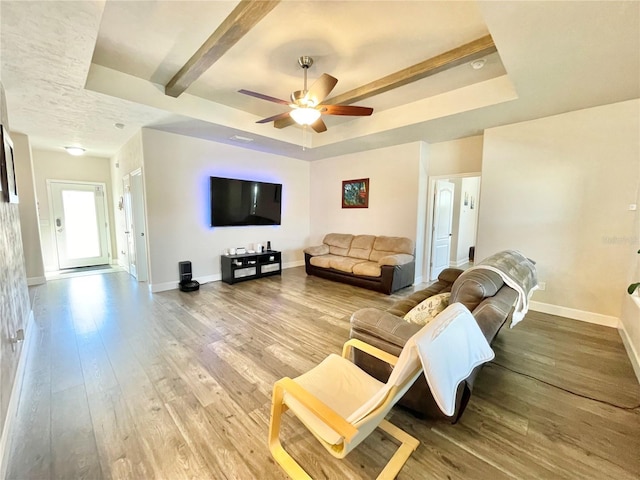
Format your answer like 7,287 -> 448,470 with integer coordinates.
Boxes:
283,260 -> 304,269
450,258 -> 469,267
150,273 -> 221,293
0,309 -> 35,479
27,276 -> 46,286
529,301 -> 619,328
149,261 -> 305,293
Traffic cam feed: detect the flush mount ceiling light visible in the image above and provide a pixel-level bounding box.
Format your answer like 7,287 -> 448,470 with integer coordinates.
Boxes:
229,134 -> 254,143
64,146 -> 85,156
470,58 -> 486,70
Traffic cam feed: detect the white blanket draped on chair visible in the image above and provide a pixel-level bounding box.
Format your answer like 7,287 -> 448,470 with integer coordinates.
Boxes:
466,249 -> 538,327
413,303 -> 495,416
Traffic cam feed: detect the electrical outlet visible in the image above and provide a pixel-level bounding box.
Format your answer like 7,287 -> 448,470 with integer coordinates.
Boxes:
538,281 -> 546,291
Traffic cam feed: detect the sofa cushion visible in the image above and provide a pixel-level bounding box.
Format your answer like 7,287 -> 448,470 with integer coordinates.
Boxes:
369,236 -> 414,262
352,261 -> 382,278
324,233 -> 354,256
450,269 -> 504,312
310,254 -> 343,269
348,235 -> 376,260
329,256 -> 368,273
403,293 -> 451,325
378,253 -> 414,266
304,244 -> 330,256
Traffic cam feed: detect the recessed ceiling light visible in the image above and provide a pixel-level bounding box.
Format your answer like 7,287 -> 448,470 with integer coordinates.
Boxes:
229,135 -> 254,143
64,146 -> 85,156
114,123 -> 125,129
470,59 -> 486,70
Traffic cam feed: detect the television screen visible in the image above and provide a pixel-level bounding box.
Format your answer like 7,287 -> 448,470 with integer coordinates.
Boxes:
210,176 -> 282,227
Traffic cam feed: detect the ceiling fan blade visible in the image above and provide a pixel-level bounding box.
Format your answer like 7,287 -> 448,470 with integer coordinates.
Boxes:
305,74 -> 338,106
274,117 -> 296,129
323,105 -> 373,116
310,118 -> 327,133
238,89 -> 290,105
256,111 -> 291,124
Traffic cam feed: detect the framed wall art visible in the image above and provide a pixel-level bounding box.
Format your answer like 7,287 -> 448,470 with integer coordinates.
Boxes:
0,125 -> 18,203
342,178 -> 369,209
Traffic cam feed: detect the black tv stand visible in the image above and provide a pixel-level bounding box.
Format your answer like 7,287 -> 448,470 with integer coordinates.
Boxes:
221,250 -> 281,284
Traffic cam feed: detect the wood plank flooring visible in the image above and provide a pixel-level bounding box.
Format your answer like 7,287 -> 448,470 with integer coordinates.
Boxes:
6,267 -> 640,479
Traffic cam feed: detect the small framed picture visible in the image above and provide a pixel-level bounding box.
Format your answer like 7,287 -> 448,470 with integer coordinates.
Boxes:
0,125 -> 18,203
342,178 -> 369,209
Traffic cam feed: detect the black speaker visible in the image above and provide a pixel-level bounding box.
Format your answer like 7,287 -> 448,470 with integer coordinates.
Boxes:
179,261 -> 192,282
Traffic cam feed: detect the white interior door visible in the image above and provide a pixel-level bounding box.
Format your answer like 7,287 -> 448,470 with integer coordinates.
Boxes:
430,180 -> 455,280
50,181 -> 109,269
123,175 -> 137,278
131,170 -> 148,282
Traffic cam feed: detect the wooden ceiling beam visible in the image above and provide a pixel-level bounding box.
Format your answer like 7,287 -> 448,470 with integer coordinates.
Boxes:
274,34 -> 496,129
165,0 -> 280,98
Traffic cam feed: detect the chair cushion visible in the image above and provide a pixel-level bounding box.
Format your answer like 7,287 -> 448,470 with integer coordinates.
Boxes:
450,269 -> 504,311
285,354 -> 384,446
403,293 -> 451,325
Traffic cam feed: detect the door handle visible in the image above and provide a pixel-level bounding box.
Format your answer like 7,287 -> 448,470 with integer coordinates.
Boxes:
56,218 -> 62,227
141,232 -> 144,237
124,231 -> 130,234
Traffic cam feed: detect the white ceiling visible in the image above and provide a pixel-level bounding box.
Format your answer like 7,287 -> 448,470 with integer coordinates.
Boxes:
1,1 -> 638,160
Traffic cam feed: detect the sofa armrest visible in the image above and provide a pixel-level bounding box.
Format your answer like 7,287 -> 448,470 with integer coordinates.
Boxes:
350,308 -> 421,353
303,244 -> 329,256
377,253 -> 414,266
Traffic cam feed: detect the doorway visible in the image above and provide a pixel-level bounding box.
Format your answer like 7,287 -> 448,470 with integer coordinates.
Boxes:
48,180 -> 111,269
122,169 -> 148,282
424,173 -> 481,281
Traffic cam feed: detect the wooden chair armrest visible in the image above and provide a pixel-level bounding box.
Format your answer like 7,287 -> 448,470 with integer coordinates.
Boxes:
341,338 -> 399,366
274,378 -> 358,442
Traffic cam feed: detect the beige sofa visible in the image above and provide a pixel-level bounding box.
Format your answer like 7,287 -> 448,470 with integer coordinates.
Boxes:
303,233 -> 415,294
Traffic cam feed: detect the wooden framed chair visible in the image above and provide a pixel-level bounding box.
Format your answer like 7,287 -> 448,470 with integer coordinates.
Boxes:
268,335 -> 425,479
268,302 -> 495,479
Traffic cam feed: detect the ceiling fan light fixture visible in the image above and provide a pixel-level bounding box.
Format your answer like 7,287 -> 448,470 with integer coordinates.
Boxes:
290,107 -> 321,126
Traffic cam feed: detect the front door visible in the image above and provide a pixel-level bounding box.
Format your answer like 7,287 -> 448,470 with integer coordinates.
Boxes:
50,181 -> 110,269
430,180 -> 455,280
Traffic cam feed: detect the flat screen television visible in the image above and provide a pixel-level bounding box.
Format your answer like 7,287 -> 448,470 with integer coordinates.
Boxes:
210,176 -> 282,227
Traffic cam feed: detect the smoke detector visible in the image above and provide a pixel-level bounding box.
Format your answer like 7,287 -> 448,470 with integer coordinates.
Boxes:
470,59 -> 486,70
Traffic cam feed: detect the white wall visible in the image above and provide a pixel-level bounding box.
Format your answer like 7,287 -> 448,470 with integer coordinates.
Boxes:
428,135 -> 483,176
110,132 -> 144,270
451,176 -> 480,265
309,141 -> 427,277
478,100 -> 640,327
309,142 -> 424,242
620,170 -> 640,380
13,133 -> 45,284
32,149 -> 116,271
140,129 -> 311,291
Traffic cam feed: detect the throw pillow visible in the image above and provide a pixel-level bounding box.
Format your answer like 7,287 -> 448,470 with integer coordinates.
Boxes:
404,292 -> 451,325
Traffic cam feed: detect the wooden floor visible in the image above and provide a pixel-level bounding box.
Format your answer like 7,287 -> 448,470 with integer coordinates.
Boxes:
6,267 -> 640,479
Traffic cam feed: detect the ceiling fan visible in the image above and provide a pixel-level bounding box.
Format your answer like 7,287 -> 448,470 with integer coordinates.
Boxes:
238,56 -> 373,133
